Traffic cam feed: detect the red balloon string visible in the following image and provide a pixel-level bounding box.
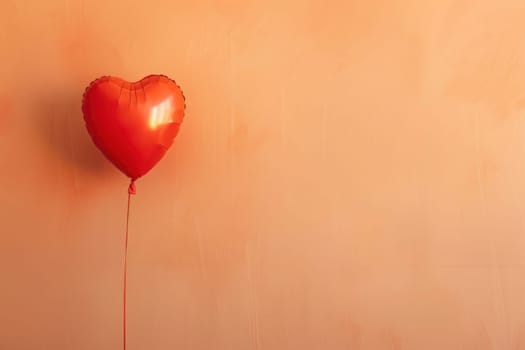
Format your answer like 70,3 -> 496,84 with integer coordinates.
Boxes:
124,180 -> 136,350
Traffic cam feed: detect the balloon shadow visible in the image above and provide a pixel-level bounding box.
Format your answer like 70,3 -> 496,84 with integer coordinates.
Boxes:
32,87 -> 113,176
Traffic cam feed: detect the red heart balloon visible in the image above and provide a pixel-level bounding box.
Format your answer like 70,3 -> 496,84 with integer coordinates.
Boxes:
82,75 -> 186,180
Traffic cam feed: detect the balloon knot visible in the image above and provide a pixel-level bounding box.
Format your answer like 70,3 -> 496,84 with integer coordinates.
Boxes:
128,180 -> 136,195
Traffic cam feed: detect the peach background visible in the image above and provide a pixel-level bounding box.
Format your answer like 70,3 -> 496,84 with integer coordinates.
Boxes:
2,0 -> 525,349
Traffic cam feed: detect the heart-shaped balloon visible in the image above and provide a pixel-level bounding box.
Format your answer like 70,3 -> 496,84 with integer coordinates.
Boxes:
82,75 -> 186,181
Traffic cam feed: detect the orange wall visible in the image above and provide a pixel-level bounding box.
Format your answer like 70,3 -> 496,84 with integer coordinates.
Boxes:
2,0 -> 525,349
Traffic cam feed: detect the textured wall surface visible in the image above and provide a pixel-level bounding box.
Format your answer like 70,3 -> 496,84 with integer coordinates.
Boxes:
2,1 -> 525,349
